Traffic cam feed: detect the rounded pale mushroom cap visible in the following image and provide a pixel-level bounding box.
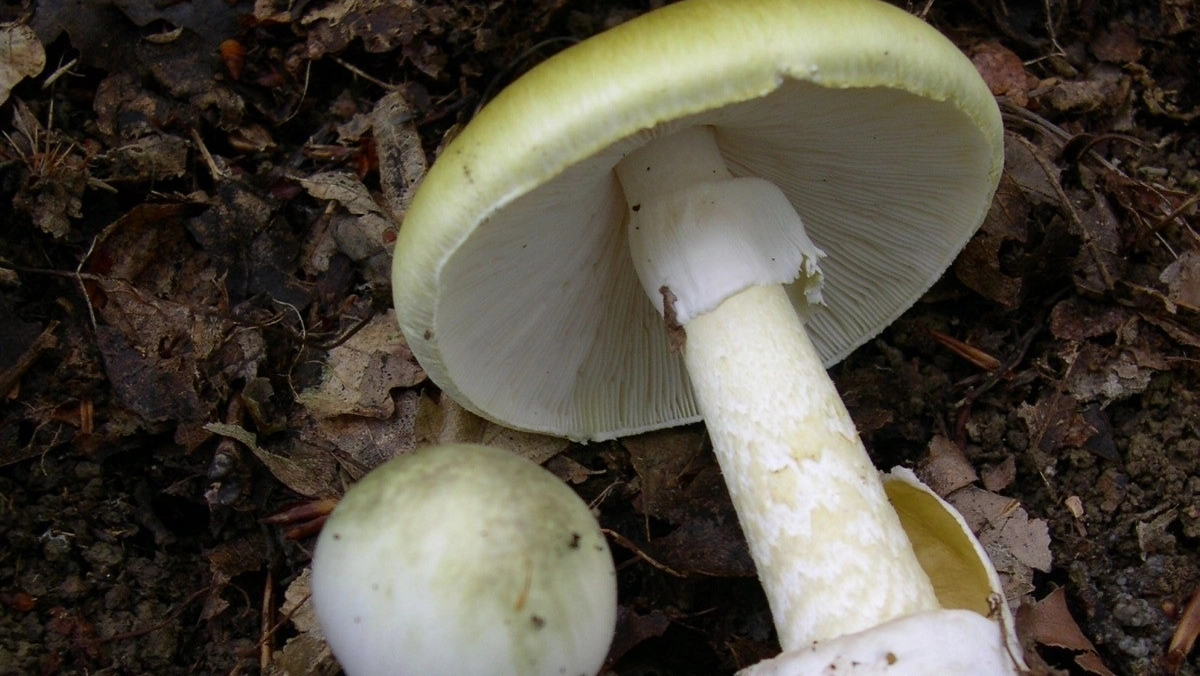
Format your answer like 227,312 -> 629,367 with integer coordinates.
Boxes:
392,0 -> 1003,441
311,443 -> 617,676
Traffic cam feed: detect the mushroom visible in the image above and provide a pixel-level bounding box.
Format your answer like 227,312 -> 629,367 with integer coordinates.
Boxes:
310,443 -> 617,676
391,0 -> 1015,667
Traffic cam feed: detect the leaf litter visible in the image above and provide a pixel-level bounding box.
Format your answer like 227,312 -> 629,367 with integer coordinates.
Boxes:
0,0 -> 1199,674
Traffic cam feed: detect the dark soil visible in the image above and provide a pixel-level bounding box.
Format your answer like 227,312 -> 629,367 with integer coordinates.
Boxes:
1,1 -> 1198,675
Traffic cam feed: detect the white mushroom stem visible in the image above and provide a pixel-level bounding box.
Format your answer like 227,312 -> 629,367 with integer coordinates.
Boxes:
686,285 -> 938,647
615,126 -> 940,649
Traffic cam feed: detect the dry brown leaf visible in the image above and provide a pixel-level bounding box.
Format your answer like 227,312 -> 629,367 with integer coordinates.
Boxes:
915,433 -> 1051,603
299,171 -> 384,217
970,41 -> 1036,107
414,393 -> 570,467
301,0 -> 420,55
288,390 -> 421,492
1065,342 -> 1155,404
372,91 -> 427,224
1071,189 -> 1126,296
1044,70 -> 1127,114
1017,392 -> 1075,459
0,23 -> 46,107
269,569 -> 339,676
94,278 -> 252,425
1090,22 -> 1143,63
207,422 -> 341,499
296,311 -> 425,420
981,455 -> 1017,492
624,428 -> 708,521
1160,250 -> 1200,311
1049,296 -> 1129,341
622,429 -> 754,577
917,435 -> 979,496
297,171 -> 396,283
1017,588 -> 1116,676
545,453 -> 597,485
607,607 -> 671,667
950,486 -> 1052,573
956,133 -> 1057,306
1002,132 -> 1062,207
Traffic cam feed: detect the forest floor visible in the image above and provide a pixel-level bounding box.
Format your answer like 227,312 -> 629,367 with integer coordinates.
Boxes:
1,0 -> 1199,674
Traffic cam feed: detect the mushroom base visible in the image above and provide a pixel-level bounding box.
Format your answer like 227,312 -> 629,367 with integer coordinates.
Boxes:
736,609 -> 1022,676
683,284 -> 939,649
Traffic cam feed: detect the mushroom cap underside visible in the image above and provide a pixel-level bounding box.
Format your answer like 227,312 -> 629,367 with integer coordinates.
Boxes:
392,0 -> 1004,441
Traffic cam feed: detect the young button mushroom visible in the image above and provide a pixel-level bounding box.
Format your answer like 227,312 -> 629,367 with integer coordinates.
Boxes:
310,443 -> 617,676
390,0 -> 1015,668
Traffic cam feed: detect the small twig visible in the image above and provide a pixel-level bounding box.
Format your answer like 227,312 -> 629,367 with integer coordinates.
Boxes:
956,322 -> 1041,407
259,570 -> 274,673
279,60 -> 313,125
330,55 -> 400,92
1012,133 -> 1117,292
305,311 -> 375,350
0,321 -> 59,400
601,528 -> 686,578
75,234 -> 101,332
926,328 -> 1002,372
42,56 -> 80,89
190,127 -> 228,180
1168,584 -> 1200,674
1150,192 -> 1200,236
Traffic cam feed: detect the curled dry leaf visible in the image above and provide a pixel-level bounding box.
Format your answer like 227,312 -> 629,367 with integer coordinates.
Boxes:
372,92 -> 427,223
206,422 -> 341,499
298,171 -> 396,283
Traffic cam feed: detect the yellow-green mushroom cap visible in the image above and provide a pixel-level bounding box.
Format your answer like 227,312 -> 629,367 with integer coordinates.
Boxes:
392,0 -> 1003,442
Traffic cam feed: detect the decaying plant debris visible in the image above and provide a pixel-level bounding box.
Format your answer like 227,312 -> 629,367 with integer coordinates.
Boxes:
0,1 -> 1198,674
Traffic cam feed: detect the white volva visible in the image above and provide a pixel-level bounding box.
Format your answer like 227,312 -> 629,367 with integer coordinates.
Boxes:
617,125 -> 938,648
